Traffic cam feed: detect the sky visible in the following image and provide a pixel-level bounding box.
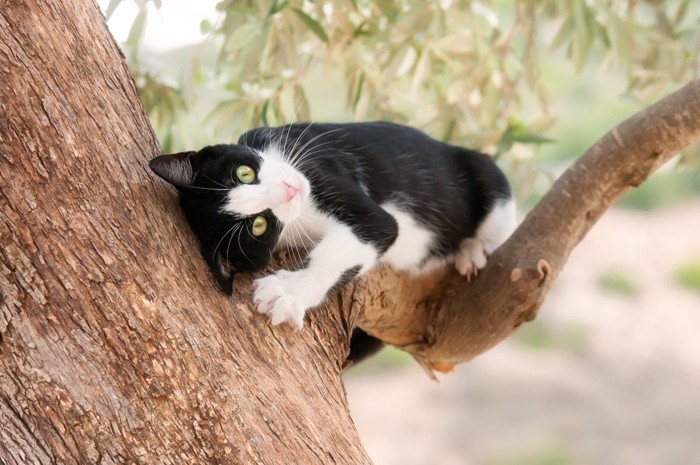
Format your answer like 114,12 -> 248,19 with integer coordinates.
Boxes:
98,0 -> 220,51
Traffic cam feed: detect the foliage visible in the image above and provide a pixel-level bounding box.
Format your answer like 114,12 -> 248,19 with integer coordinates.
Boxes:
344,346 -> 413,377
106,0 -> 700,161
617,168 -> 700,210
494,440 -> 573,465
674,259 -> 700,293
597,267 -> 639,296
514,320 -> 588,351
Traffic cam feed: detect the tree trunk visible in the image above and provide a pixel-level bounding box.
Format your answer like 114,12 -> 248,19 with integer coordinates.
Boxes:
1,1 -> 369,463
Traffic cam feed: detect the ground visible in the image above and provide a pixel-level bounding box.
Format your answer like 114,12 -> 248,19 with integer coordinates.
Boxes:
345,199 -> 700,465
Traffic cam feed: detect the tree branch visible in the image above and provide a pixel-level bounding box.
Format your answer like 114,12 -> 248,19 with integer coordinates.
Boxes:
348,80 -> 700,373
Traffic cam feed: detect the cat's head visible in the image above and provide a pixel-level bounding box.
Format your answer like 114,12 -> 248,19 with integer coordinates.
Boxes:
150,144 -> 310,294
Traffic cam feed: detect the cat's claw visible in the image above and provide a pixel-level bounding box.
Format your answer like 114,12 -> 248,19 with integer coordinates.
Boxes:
455,238 -> 489,278
252,273 -> 306,329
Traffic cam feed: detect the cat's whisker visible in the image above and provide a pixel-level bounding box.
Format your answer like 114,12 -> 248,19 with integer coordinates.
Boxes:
185,185 -> 230,192
290,144 -> 338,171
293,222 -> 314,258
289,220 -> 311,268
289,133 -> 341,167
202,174 -> 231,190
288,128 -> 345,169
236,222 -> 253,265
288,223 -> 305,268
212,222 -> 240,263
286,122 -> 316,165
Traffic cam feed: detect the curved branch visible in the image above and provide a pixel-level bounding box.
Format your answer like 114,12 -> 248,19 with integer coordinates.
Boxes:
350,80 -> 700,372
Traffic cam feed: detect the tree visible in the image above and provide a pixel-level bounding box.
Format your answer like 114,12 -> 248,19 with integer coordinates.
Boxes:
1,1 -> 699,464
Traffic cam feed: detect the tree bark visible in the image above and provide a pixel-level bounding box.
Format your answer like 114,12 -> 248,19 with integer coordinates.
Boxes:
2,0 -> 700,464
1,1 -> 368,464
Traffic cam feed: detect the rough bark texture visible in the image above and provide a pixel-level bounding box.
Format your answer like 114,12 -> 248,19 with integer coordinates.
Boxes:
0,1 -> 369,464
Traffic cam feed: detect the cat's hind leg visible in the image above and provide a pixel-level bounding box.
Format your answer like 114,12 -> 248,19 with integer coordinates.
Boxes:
455,198 -> 516,278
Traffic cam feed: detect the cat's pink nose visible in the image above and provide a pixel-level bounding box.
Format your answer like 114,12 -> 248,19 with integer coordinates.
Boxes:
283,182 -> 298,202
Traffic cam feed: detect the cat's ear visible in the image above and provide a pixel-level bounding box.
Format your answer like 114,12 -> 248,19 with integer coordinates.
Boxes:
202,243 -> 234,295
149,151 -> 201,188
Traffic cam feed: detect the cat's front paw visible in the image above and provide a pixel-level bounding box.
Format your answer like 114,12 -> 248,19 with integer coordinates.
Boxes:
252,272 -> 306,329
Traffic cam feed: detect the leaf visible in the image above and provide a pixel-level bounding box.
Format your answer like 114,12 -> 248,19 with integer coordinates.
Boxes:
353,72 -> 365,107
374,0 -> 400,22
511,133 -> 555,144
292,8 -> 328,43
496,119 -> 554,156
674,0 -> 691,27
411,48 -> 431,95
261,100 -> 271,126
268,0 -> 289,17
126,9 -> 147,45
594,20 -> 611,49
571,0 -> 593,72
104,0 -> 122,20
200,19 -> 213,33
293,85 -> 310,121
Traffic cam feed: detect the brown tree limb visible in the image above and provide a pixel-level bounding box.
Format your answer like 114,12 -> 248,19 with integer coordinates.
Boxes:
351,80 -> 700,372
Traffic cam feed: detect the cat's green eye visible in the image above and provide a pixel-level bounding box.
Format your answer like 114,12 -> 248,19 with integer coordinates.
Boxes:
236,165 -> 256,184
252,215 -> 267,236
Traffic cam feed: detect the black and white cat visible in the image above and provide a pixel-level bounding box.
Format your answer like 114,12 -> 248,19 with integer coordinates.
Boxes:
150,122 -> 516,330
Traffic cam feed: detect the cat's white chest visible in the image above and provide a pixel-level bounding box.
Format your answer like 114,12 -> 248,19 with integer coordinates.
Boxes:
276,199 -> 332,251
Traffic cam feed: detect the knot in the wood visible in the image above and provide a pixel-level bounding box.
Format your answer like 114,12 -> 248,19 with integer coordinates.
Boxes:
510,268 -> 523,282
537,259 -> 552,284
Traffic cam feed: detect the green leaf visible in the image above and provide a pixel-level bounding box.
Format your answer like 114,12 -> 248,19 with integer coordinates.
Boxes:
200,19 -> 213,33
674,0 -> 691,27
127,9 -> 148,45
594,21 -> 611,49
374,0 -> 400,22
261,100 -> 271,126
511,133 -> 555,144
293,85 -> 310,121
496,119 -> 554,156
268,0 -> 289,17
353,72 -> 365,107
292,8 -> 328,43
549,18 -> 572,51
571,0 -> 593,71
675,260 -> 700,292
104,0 -> 122,20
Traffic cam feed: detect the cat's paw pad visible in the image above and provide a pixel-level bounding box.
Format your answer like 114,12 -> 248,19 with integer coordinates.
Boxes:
455,238 -> 489,279
252,274 -> 306,329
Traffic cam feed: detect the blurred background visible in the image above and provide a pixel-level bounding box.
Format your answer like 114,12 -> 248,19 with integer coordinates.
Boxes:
100,1 -> 700,463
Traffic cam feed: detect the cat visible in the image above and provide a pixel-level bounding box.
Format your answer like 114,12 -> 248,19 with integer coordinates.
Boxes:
150,122 -> 516,338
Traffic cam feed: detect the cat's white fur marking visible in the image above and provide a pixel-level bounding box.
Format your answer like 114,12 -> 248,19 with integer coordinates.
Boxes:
455,198 -> 516,276
379,203 -> 435,272
253,224 -> 378,328
276,195 -> 330,251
